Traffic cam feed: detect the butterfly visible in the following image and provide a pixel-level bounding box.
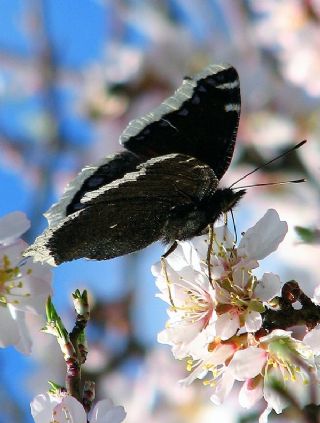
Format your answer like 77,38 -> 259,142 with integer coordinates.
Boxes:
25,63 -> 245,266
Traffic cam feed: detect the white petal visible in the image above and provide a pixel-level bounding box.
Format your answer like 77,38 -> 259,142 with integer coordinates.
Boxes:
8,306 -> 32,354
263,367 -> 288,414
232,263 -> 251,289
232,259 -> 259,289
191,227 -> 234,259
0,306 -> 20,348
245,311 -> 262,333
238,209 -> 288,260
258,406 -> 273,423
155,241 -> 201,272
239,378 -> 263,409
0,211 -> 30,245
163,242 -> 190,271
259,329 -> 292,344
190,234 -> 210,259
157,329 -> 170,345
179,241 -> 202,272
30,393 -> 60,422
54,396 -> 87,423
0,240 -> 26,268
154,261 -> 208,307
210,370 -> 235,405
179,364 -> 208,386
191,343 -> 236,369
10,260 -> 52,314
303,325 -> 320,354
184,324 -> 216,359
208,344 -> 236,366
229,347 -> 267,381
215,312 -> 239,340
151,261 -> 161,277
161,318 -> 204,345
254,273 -> 281,302
91,399 -> 126,423
211,226 -> 234,250
157,324 -> 203,360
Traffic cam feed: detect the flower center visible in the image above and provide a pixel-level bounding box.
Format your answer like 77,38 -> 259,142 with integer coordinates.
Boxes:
263,339 -> 312,384
172,288 -> 213,327
265,353 -> 303,382
0,254 -> 31,306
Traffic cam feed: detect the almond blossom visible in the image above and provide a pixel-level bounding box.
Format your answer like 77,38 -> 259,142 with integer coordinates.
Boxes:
153,209 -> 287,356
181,329 -> 320,422
30,392 -> 126,423
153,259 -> 216,359
153,209 -> 317,422
230,329 -> 320,422
0,211 -> 52,353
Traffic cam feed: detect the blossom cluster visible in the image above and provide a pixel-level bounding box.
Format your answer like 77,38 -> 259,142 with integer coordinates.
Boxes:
153,209 -> 320,421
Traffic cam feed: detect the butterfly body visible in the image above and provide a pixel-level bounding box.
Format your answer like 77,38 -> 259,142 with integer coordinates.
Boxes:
161,187 -> 246,244
25,64 -> 242,265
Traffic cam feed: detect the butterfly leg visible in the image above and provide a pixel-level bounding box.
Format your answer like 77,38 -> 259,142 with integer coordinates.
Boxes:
160,241 -> 178,308
161,256 -> 176,309
206,224 -> 214,288
230,209 -> 238,244
161,241 -> 178,259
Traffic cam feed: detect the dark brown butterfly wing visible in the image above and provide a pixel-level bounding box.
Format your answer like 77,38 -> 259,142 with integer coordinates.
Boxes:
25,154 -> 218,265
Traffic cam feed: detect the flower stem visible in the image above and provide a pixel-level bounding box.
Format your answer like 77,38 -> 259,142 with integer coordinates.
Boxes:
65,290 -> 90,401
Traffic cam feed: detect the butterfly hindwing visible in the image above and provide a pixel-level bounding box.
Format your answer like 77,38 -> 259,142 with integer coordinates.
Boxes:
120,64 -> 240,179
25,154 -> 218,265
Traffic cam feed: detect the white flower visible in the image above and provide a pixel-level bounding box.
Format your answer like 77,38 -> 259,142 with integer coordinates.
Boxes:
190,341 -> 266,406
153,253 -> 216,359
154,209 -> 285,356
229,330 -> 320,420
204,210 -> 285,338
180,340 -> 237,387
152,208 -> 320,421
30,392 -> 126,423
0,212 -> 52,353
184,330 -> 320,421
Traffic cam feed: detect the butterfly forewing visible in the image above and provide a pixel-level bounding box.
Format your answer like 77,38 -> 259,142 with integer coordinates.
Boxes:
120,64 -> 240,179
45,151 -> 142,229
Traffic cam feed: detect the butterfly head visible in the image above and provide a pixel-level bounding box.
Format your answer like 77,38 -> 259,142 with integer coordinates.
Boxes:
205,187 -> 246,225
218,187 -> 246,214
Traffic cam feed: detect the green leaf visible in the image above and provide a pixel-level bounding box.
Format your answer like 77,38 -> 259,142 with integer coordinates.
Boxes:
295,226 -> 319,244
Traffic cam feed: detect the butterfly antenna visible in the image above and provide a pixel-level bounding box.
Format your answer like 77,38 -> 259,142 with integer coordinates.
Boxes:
229,140 -> 307,188
234,178 -> 306,190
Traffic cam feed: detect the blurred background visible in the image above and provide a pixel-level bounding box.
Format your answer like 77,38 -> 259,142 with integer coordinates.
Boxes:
0,0 -> 319,422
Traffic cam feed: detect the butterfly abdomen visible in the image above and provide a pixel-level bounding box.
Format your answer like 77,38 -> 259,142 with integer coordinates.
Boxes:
161,204 -> 208,243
